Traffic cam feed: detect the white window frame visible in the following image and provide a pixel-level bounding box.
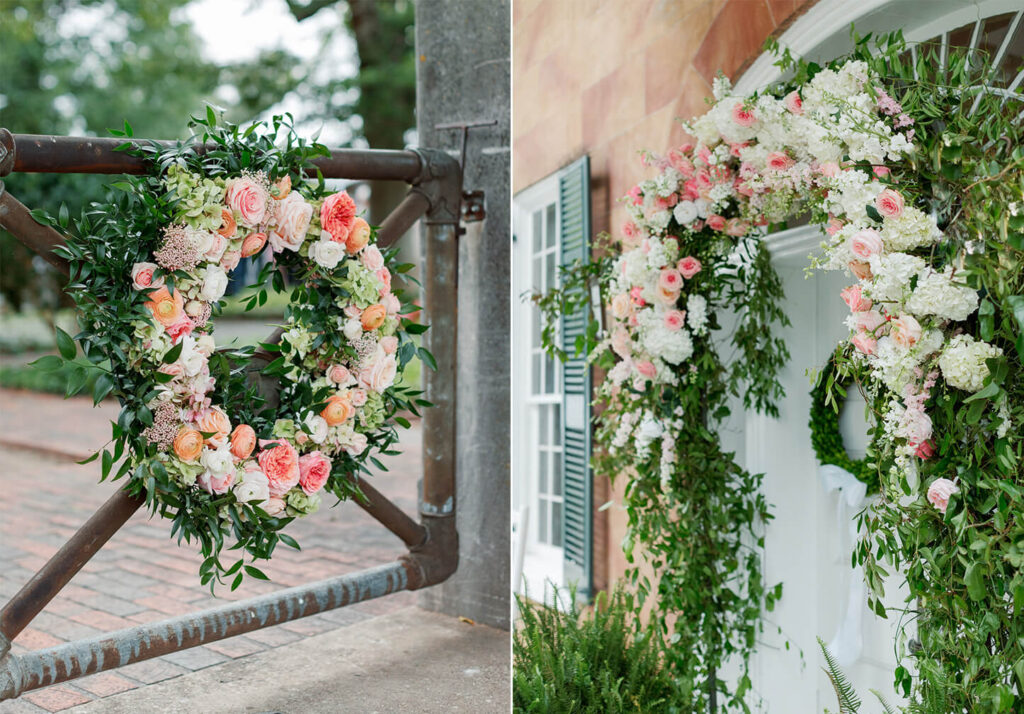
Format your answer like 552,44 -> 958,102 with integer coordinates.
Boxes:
512,174 -> 566,603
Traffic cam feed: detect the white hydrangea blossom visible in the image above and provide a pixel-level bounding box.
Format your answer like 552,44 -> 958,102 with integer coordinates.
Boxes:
686,294 -> 708,335
905,267 -> 979,321
880,207 -> 942,251
938,334 -> 1002,392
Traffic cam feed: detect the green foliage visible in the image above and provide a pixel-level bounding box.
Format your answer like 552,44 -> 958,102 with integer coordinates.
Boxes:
819,637 -> 862,714
513,588 -> 679,713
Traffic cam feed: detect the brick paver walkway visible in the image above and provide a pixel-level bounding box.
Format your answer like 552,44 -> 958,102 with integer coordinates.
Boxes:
0,388 -> 421,713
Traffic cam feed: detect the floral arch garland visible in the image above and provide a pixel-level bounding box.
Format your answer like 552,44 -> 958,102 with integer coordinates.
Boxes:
42,113 -> 430,591
539,32 -> 1024,711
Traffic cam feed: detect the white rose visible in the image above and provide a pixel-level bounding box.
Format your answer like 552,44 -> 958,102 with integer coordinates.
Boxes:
343,319 -> 363,341
672,201 -> 698,225
693,198 -> 710,218
200,265 -> 229,302
196,334 -> 216,357
308,239 -> 346,270
303,413 -> 329,444
233,467 -> 270,504
268,192 -> 312,253
358,353 -> 398,393
178,337 -> 206,377
186,227 -> 215,257
343,431 -> 369,456
361,245 -> 385,271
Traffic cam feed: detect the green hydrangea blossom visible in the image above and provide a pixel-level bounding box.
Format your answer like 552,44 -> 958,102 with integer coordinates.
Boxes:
359,390 -> 386,430
339,262 -> 382,308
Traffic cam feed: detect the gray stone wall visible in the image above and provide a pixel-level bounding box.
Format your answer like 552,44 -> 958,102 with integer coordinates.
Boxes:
415,0 -> 510,630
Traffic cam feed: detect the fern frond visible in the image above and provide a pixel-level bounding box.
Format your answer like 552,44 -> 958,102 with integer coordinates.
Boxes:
817,637 -> 861,714
870,688 -> 896,714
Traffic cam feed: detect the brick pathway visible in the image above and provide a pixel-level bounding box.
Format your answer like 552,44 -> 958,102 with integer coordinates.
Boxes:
0,389 -> 421,713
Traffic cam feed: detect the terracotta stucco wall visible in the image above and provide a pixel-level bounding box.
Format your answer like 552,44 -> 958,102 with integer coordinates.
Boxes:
513,0 -> 814,593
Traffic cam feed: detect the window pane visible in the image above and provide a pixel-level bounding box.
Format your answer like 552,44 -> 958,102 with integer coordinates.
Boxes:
545,204 -> 556,250
552,404 -> 561,446
553,453 -> 562,496
552,501 -> 562,548
532,256 -> 543,291
538,450 -> 548,493
538,499 -> 549,544
532,306 -> 541,348
532,353 -> 542,395
532,210 -> 542,253
545,252 -> 555,292
538,407 -> 548,446
544,356 -> 555,394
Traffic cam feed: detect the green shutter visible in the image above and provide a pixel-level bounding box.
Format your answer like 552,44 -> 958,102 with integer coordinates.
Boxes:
559,156 -> 592,599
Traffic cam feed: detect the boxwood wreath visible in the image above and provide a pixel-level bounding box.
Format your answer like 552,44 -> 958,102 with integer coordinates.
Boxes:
35,111 -> 432,591
538,30 -> 1024,712
810,346 -> 880,495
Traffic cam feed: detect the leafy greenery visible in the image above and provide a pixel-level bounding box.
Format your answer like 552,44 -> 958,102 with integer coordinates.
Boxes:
513,588 -> 679,712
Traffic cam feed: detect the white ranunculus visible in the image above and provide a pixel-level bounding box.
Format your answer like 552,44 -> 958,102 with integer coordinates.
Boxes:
303,413 -> 329,444
693,198 -> 710,218
179,337 -> 207,378
201,443 -> 234,475
343,318 -> 363,341
233,468 -> 270,504
200,265 -> 229,302
672,201 -> 698,226
308,239 -> 346,270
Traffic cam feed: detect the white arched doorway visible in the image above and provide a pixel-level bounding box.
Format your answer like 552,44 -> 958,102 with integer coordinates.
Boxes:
730,2 -> 1024,709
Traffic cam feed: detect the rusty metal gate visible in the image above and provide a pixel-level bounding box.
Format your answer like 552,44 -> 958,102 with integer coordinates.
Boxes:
0,129 -> 461,701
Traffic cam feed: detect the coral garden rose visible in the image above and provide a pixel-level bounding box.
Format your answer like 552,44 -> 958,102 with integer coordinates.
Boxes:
875,189 -> 905,219
361,304 -> 387,331
257,439 -> 301,497
840,285 -> 872,312
241,232 -> 268,258
173,427 -> 204,462
926,477 -> 958,513
890,314 -> 922,348
298,451 -> 332,495
145,286 -> 185,328
229,424 -> 257,461
322,394 -> 354,426
196,406 -> 232,447
321,191 -> 357,244
131,262 -> 163,291
849,229 -> 883,259
677,256 -> 702,279
268,191 -> 312,253
225,176 -> 269,228
346,217 -> 371,254
217,206 -> 237,238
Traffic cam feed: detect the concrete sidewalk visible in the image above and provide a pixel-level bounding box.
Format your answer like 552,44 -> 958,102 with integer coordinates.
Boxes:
65,608 -> 509,713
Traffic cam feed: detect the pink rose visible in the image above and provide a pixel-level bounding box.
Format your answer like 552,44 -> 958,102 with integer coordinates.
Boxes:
610,327 -> 631,358
326,363 -> 352,386
350,388 -> 368,407
165,314 -> 195,343
849,260 -> 873,281
268,192 -> 312,253
855,310 -> 887,334
380,336 -> 398,354
197,468 -> 236,495
204,233 -> 227,263
220,250 -> 241,272
873,166 -> 890,178
826,217 -> 844,236
343,432 -> 368,457
358,353 -> 398,393
383,293 -> 401,315
629,286 -> 646,307
840,285 -> 872,312
656,286 -> 680,306
320,191 -> 357,243
257,438 -> 300,497
706,215 -> 726,231
377,268 -> 392,294
361,245 -> 385,271
731,102 -> 756,127
926,478 -> 958,513
659,268 -> 683,292
636,361 -> 657,379
663,310 -> 686,331
784,91 -> 803,115
262,497 -> 286,516
890,314 -> 922,348
849,229 -> 883,259
725,218 -> 749,236
677,256 -> 702,279
875,189 -> 904,219
819,162 -> 840,178
131,262 -> 164,291
225,177 -> 269,228
611,293 -> 631,320
298,451 -> 332,496
766,152 -> 794,171
622,221 -> 638,239
241,232 -> 267,258
851,331 -> 877,355
914,439 -> 935,459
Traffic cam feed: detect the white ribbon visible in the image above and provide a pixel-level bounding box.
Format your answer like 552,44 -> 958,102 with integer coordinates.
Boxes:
818,464 -> 871,667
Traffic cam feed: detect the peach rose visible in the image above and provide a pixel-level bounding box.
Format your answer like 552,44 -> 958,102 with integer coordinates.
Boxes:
819,162 -> 840,178
326,363 -> 352,386
849,260 -> 873,281
321,191 -> 357,244
725,218 -> 749,236
875,189 -> 904,219
268,191 -> 312,253
131,262 -> 164,291
322,394 -> 354,426
849,229 -> 883,259
230,424 -> 256,461
225,176 -> 269,228
257,438 -> 300,497
611,293 -> 631,320
298,451 -> 332,495
851,332 -> 878,355
196,406 -> 232,447
377,267 -> 392,294
217,206 -> 237,238
855,310 -> 887,335
380,336 -> 398,354
241,232 -> 268,258
145,286 -> 185,328
346,217 -> 371,254
659,268 -> 683,292
840,285 -> 872,312
262,497 -> 286,516
204,232 -> 228,263
273,175 -> 292,200
361,245 -> 385,271
358,354 -> 398,393
350,388 -> 368,407
383,293 -> 401,315
926,478 -> 958,514
361,304 -> 387,331
173,428 -> 204,462
220,250 -> 241,272
677,256 -> 702,279
890,314 -> 922,348
656,286 -> 680,305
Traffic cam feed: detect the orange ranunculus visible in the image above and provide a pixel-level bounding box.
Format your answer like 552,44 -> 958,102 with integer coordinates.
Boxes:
360,304 -> 387,331
217,207 -> 237,238
144,286 -> 185,328
195,406 -> 232,447
321,394 -> 354,426
229,424 -> 256,460
173,428 -> 204,462
273,175 -> 291,200
346,218 -> 371,254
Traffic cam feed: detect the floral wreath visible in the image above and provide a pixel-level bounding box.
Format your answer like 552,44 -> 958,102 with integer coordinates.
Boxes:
809,347 -> 879,494
45,113 -> 431,589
